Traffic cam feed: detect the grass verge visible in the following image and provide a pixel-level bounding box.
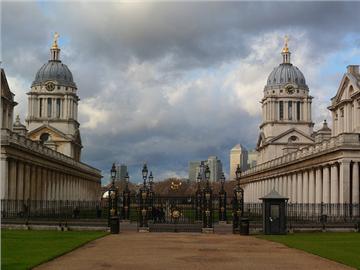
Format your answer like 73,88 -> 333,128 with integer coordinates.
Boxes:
258,232 -> 360,270
2,229 -> 108,270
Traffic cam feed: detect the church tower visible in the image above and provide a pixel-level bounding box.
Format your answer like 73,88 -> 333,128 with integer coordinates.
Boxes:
26,33 -> 82,161
256,37 -> 314,164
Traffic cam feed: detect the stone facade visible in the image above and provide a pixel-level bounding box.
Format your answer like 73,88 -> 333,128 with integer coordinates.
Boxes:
241,63 -> 360,209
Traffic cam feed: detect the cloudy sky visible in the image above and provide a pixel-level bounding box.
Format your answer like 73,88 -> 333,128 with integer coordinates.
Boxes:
2,1 -> 360,184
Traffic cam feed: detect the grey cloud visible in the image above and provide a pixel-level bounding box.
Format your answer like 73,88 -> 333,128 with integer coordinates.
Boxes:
2,2 -> 359,182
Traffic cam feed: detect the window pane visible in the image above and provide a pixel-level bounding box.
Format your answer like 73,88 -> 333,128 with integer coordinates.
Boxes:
47,98 -> 52,118
288,101 -> 292,120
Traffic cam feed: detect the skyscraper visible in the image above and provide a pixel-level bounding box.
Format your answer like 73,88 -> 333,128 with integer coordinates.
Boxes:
230,144 -> 248,180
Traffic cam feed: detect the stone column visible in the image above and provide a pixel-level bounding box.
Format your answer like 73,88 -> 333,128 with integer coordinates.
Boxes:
302,170 -> 309,204
0,158 -> 9,199
291,174 -> 297,203
315,167 -> 322,204
330,164 -> 339,204
287,174 -> 292,202
339,160 -> 351,203
308,169 -> 315,204
23,163 -> 31,201
352,162 -> 359,204
30,166 -> 37,200
47,170 -> 53,200
278,176 -> 283,196
323,166 -> 330,204
64,175 -> 68,201
36,167 -> 42,200
42,168 -> 48,201
297,172 -> 302,203
282,175 -> 287,198
9,159 -> 18,200
17,161 -> 25,201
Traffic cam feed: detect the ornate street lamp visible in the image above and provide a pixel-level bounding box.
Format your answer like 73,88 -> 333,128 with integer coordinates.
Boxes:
219,172 -> 227,223
202,165 -> 213,232
142,164 -> 148,186
148,171 -> 154,221
139,164 -> 149,231
195,172 -> 202,222
108,163 -> 118,218
108,163 -> 119,233
122,172 -> 131,222
232,164 -> 244,233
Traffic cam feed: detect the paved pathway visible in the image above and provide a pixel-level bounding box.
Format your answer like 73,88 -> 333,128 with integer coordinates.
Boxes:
35,233 -> 354,270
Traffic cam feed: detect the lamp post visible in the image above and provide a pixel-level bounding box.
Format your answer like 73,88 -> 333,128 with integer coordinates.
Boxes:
108,163 -> 119,233
195,172 -> 202,222
202,165 -> 213,233
232,164 -> 244,234
148,171 -> 154,221
219,172 -> 227,224
139,164 -> 149,231
122,172 -> 131,222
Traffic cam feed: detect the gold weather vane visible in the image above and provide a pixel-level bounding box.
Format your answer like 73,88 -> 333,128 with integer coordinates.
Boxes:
282,35 -> 289,53
52,32 -> 59,49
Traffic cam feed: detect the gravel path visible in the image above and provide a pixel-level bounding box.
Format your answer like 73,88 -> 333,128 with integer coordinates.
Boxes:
35,233 -> 354,270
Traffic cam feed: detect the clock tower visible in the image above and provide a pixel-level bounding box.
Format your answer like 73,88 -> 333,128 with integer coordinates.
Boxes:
256,37 -> 314,164
26,33 -> 82,161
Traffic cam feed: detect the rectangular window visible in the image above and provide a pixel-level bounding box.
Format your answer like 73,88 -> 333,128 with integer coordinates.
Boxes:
297,101 -> 301,121
56,99 -> 61,118
39,98 -> 42,117
47,98 -> 52,118
288,101 -> 292,120
279,101 -> 284,120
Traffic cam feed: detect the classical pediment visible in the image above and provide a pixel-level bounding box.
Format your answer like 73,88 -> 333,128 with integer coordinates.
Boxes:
332,73 -> 360,104
268,128 -> 314,145
27,124 -> 71,142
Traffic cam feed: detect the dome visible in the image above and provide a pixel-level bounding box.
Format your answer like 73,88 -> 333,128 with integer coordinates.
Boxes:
266,39 -> 308,89
266,63 -> 307,88
31,60 -> 76,88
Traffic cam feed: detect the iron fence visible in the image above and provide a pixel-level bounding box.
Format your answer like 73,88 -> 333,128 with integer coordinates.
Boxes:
1,199 -> 359,226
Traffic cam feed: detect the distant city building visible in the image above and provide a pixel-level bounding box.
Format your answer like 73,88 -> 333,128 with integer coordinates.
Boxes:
116,164 -> 128,181
230,144 -> 248,180
188,161 -> 201,182
188,156 -> 222,182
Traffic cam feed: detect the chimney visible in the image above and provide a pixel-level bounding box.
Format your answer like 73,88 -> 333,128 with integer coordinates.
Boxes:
347,65 -> 359,75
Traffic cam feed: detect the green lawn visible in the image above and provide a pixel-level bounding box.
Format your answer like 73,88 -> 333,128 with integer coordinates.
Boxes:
1,229 -> 108,270
259,232 -> 360,270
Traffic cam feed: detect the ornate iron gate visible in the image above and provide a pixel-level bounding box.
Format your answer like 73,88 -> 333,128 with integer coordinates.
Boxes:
138,195 -> 202,232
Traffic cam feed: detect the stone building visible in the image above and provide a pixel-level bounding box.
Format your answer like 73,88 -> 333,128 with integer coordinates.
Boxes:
0,35 -> 101,202
239,41 -> 360,211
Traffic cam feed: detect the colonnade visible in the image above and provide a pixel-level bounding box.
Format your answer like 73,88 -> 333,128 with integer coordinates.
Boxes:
244,159 -> 360,206
0,158 -> 100,201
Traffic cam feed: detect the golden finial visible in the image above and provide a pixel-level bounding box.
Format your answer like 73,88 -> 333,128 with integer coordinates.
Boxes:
282,35 -> 289,53
52,32 -> 59,49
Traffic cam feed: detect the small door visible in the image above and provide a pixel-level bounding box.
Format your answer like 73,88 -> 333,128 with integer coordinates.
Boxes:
269,203 -> 280,234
